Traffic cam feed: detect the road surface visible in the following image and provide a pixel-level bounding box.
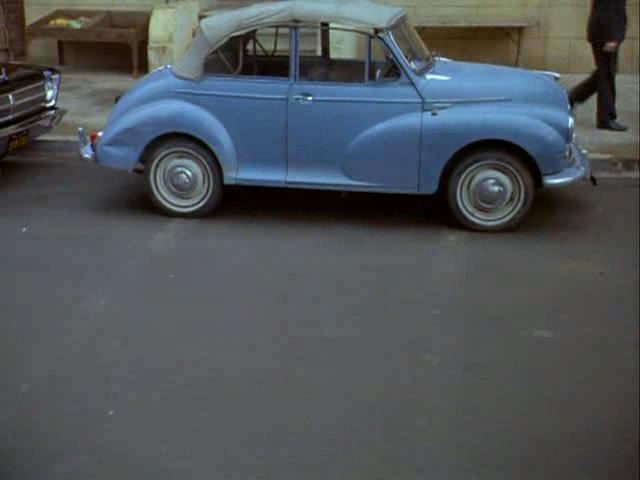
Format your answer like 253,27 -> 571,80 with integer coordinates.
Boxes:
1,143 -> 638,480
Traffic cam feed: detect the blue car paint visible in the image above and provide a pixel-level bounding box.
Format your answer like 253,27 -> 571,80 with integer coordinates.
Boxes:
95,30 -> 573,196
287,79 -> 423,191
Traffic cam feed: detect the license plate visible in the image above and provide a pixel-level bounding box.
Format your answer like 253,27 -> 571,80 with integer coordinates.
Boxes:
8,130 -> 29,153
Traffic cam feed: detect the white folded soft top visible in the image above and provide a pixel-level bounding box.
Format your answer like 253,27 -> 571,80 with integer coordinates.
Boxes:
172,0 -> 406,80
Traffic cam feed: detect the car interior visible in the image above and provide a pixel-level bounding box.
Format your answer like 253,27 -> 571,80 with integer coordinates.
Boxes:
204,25 -> 400,83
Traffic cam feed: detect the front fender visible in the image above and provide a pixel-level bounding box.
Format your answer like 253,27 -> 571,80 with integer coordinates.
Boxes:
420,109 -> 567,194
96,99 -> 238,181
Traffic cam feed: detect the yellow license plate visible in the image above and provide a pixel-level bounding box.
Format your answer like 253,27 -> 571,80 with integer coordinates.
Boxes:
8,131 -> 29,153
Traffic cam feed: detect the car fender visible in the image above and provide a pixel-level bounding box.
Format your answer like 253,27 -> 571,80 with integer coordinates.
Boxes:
419,109 -> 567,194
96,99 -> 238,181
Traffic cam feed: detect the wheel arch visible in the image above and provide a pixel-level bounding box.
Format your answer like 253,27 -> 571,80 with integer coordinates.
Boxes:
96,99 -> 238,182
438,139 -> 543,194
138,132 -> 222,175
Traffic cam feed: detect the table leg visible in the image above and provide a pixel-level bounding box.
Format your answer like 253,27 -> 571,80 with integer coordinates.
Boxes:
131,41 -> 140,77
515,28 -> 523,67
57,40 -> 65,66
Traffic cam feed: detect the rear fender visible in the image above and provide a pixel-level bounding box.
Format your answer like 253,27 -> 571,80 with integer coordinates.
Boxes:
96,99 -> 238,182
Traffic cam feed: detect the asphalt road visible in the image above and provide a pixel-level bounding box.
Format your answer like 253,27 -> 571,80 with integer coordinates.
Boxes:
1,143 -> 638,480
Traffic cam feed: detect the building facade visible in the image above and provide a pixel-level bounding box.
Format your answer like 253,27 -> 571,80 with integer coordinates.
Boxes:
19,0 -> 640,73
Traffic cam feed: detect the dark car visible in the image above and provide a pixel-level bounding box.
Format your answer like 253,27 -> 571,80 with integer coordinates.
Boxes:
0,63 -> 65,158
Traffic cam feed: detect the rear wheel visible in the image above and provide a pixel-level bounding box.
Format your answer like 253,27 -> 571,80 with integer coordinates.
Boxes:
144,137 -> 223,218
446,149 -> 535,232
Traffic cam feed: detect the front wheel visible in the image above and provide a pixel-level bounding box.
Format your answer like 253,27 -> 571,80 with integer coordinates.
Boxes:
446,149 -> 535,232
144,137 -> 223,218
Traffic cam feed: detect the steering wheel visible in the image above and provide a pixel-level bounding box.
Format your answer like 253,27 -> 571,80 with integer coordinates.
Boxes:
375,62 -> 398,81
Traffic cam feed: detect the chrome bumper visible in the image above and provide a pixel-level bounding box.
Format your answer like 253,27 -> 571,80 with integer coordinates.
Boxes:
543,144 -> 592,188
0,108 -> 66,145
77,127 -> 96,162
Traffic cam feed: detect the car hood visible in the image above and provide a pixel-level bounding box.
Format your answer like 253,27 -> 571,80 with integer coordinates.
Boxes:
420,59 -> 569,111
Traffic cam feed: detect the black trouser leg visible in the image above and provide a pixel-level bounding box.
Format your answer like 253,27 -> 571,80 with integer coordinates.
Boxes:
611,51 -> 618,120
568,45 -> 618,124
593,46 -> 618,124
569,70 -> 597,105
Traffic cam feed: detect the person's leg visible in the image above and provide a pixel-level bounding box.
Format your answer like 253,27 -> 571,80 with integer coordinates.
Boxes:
569,45 -> 600,106
569,72 -> 597,105
594,48 -> 616,124
610,50 -> 619,120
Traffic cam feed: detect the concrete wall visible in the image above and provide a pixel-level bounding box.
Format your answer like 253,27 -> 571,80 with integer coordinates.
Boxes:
381,0 -> 640,74
23,0 -> 216,70
23,0 -> 640,73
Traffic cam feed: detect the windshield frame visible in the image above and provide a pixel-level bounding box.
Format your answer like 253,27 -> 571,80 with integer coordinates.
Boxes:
388,20 -> 434,75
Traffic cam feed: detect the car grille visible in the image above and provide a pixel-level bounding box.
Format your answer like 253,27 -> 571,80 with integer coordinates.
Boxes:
0,82 -> 47,124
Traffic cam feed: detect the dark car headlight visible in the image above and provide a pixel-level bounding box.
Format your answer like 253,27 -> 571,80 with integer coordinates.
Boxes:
44,73 -> 61,107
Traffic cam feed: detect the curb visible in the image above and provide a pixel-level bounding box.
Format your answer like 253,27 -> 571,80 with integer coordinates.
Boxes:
33,139 -> 639,180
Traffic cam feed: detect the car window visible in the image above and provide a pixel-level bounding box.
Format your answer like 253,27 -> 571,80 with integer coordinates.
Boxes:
369,35 -> 401,82
297,26 -> 399,84
390,20 -> 434,75
204,26 -> 291,79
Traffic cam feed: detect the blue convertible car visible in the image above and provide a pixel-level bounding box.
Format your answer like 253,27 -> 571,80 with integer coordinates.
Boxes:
78,1 -> 591,231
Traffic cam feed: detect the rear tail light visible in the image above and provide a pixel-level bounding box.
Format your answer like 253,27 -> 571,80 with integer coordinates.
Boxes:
89,131 -> 102,151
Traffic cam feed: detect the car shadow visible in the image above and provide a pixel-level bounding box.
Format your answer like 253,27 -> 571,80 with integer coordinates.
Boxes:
95,184 -> 456,230
93,183 -> 597,235
1,151 -> 597,234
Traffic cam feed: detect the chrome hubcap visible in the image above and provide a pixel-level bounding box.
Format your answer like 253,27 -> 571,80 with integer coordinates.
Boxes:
150,148 -> 213,213
168,166 -> 196,195
469,171 -> 513,211
457,160 -> 525,227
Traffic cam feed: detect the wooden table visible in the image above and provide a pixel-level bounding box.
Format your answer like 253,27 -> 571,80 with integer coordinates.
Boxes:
414,17 -> 535,67
26,9 -> 150,77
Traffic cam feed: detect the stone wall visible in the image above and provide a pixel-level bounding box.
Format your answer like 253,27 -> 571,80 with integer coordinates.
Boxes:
22,0 -> 640,73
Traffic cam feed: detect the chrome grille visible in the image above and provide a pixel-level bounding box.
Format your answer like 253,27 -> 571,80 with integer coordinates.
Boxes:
0,81 -> 46,123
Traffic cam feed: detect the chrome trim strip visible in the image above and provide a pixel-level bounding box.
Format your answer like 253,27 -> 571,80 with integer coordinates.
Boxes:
1,105 -> 46,123
3,81 -> 44,97
174,89 -> 287,101
1,81 -> 46,123
310,96 -> 421,104
14,93 -> 45,105
425,97 -> 512,105
0,108 -> 65,138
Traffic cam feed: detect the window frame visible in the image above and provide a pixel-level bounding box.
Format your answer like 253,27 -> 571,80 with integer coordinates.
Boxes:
293,25 -> 403,85
203,26 -> 296,82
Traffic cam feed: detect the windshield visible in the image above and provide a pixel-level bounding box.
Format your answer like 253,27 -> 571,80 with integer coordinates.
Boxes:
390,20 -> 434,74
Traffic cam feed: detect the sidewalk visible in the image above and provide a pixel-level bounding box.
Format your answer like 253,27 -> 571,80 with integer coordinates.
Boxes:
44,69 -> 136,141
562,74 -> 639,172
44,69 -> 639,170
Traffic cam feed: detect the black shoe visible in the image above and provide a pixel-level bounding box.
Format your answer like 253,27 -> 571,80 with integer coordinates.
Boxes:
597,120 -> 628,132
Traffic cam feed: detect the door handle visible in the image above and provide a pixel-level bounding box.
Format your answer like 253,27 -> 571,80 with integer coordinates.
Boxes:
424,102 -> 451,113
293,94 -> 314,105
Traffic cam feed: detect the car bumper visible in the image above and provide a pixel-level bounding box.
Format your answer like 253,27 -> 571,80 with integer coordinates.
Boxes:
77,127 -> 97,162
542,144 -> 592,188
0,108 -> 66,153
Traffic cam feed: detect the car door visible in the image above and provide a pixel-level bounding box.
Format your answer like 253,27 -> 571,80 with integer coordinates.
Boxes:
196,27 -> 293,185
286,26 -> 423,192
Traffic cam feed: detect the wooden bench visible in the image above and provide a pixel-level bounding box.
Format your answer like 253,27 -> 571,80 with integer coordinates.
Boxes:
26,9 -> 150,77
414,17 -> 535,67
